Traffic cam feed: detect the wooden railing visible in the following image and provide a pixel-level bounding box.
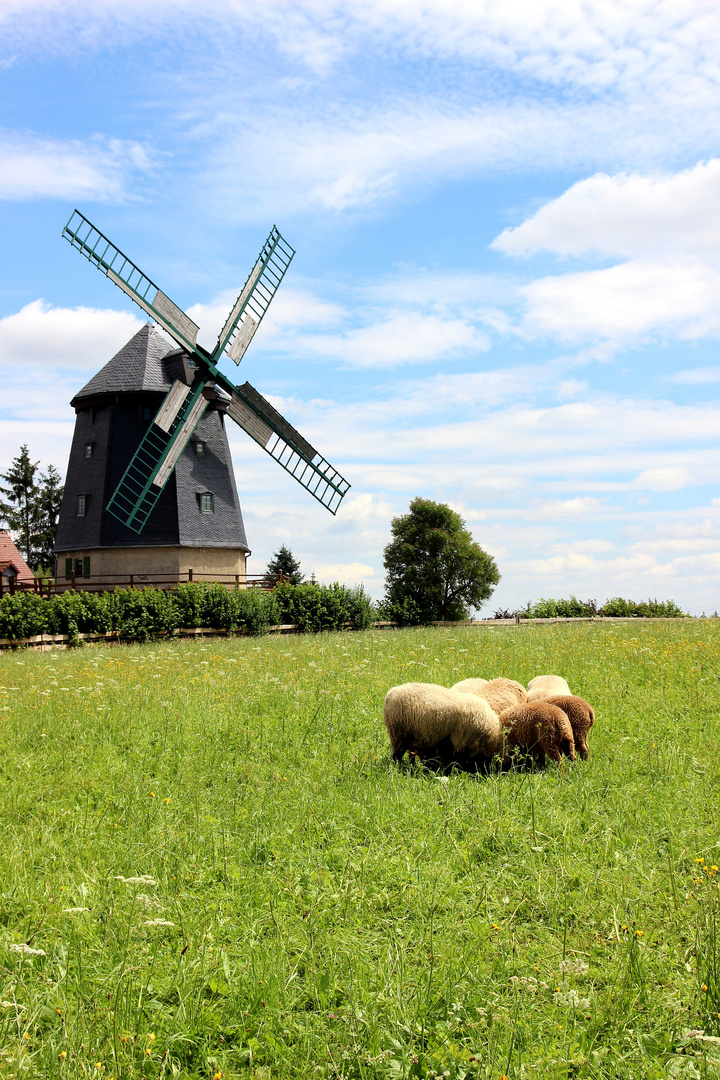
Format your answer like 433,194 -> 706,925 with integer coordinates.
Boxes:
0,570 -> 287,598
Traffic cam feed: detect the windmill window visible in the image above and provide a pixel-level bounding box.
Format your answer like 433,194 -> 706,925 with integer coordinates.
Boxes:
194,441 -> 206,456
84,443 -> 94,459
199,492 -> 214,513
76,494 -> 87,517
143,406 -> 152,420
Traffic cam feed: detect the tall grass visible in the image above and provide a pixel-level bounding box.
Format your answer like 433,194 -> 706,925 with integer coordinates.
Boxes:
1,621 -> 719,1078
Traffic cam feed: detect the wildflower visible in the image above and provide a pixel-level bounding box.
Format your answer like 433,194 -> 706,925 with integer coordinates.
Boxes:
635,930 -> 645,937
702,984 -> 708,992
215,1073 -> 223,1079
150,792 -> 156,798
10,943 -> 46,957
59,1051 -> 67,1060
115,875 -> 156,886
24,1032 -> 30,1040
63,907 -> 89,914
697,858 -> 705,864
144,919 -> 175,928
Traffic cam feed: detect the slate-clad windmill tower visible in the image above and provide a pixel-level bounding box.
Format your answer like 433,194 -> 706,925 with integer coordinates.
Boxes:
54,324 -> 250,582
54,212 -> 350,584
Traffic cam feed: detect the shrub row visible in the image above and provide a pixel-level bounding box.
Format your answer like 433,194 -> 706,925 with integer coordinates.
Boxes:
0,581 -> 375,643
504,596 -> 687,619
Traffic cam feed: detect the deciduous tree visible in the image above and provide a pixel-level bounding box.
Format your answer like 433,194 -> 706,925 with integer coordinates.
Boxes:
382,497 -> 500,623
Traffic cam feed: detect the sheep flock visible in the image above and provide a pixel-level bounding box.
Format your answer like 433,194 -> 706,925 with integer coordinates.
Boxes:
383,674 -> 595,772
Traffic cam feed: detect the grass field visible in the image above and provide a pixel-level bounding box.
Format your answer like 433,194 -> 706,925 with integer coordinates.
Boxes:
1,621 -> 719,1079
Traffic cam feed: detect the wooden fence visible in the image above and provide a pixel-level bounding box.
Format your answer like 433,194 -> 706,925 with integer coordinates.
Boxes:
0,569 -> 286,599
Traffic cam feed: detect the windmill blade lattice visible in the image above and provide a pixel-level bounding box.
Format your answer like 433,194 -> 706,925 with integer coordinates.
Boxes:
105,380 -> 209,533
215,227 -> 295,365
228,382 -> 350,514
63,211 -> 202,356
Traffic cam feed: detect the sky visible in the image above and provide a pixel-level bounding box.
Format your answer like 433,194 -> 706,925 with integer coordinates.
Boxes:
1,0 -> 720,615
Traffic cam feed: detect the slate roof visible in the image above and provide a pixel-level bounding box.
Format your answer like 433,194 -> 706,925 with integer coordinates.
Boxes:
0,531 -> 35,583
72,324 -> 180,403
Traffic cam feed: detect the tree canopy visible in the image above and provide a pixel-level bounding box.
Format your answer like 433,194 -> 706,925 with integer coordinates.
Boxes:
0,446 -> 64,572
382,497 -> 500,623
264,544 -> 304,586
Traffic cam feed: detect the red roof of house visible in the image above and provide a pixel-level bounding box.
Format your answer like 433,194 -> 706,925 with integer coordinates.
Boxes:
0,531 -> 35,583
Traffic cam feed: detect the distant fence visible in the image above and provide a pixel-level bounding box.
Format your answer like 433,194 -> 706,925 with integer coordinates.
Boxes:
0,569 -> 287,599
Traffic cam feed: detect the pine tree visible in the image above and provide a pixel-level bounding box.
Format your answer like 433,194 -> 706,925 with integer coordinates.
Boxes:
0,446 -> 42,569
36,464 -> 65,572
265,544 -> 304,586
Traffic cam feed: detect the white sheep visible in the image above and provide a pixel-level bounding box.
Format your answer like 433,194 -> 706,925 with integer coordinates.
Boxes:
526,674 -> 571,703
452,677 -> 527,714
383,682 -> 503,769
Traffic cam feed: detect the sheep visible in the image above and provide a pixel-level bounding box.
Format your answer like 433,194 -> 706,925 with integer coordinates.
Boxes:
544,695 -> 595,760
383,682 -> 503,770
526,674 -> 571,703
499,701 -> 576,767
452,677 -> 527,715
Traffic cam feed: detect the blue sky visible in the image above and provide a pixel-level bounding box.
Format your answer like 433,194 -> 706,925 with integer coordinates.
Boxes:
1,0 -> 719,613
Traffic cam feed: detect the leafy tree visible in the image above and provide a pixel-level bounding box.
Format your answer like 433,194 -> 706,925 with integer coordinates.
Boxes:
264,544 -> 304,586
0,447 -> 64,572
382,497 -> 500,623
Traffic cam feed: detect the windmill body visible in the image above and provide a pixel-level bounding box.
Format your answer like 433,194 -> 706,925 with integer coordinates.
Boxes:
54,325 -> 250,583
54,212 -> 350,582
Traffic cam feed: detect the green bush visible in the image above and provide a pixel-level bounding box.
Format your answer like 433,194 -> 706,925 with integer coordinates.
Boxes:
514,596 -> 687,619
274,581 -> 375,632
0,581 -> 373,643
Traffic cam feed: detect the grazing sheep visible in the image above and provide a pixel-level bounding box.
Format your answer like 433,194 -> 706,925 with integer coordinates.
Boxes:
545,695 -> 595,760
499,701 -> 576,767
383,682 -> 503,769
526,674 -> 571,703
452,677 -> 527,715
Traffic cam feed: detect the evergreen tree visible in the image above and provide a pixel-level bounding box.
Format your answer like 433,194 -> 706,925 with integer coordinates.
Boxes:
36,464 -> 65,571
0,448 -> 64,572
382,497 -> 500,623
0,446 -> 41,569
265,544 -> 304,586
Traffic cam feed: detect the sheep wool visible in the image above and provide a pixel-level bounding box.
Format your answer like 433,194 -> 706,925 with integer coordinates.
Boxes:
545,695 -> 595,760
500,701 -> 576,766
526,674 -> 572,703
383,682 -> 503,768
452,677 -> 527,715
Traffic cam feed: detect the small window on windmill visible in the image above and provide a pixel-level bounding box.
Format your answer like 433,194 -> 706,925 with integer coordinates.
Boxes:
199,492 -> 214,513
84,443 -> 93,459
194,441 -> 206,456
77,494 -> 87,517
143,406 -> 152,421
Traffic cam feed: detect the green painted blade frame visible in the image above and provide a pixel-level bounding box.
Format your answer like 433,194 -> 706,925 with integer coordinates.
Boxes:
106,379 -> 208,533
62,210 -> 202,356
213,226 -> 295,366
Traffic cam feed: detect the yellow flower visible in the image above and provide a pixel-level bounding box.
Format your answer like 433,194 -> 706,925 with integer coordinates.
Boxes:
702,984 -> 708,992
23,1032 -> 30,1040
150,792 -> 156,798
59,1051 -> 67,1060
635,929 -> 645,936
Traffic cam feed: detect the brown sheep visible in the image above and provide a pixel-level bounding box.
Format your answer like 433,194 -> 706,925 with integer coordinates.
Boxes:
383,682 -> 503,770
452,677 -> 527,714
499,701 -> 576,767
545,695 -> 595,760
526,675 -> 571,703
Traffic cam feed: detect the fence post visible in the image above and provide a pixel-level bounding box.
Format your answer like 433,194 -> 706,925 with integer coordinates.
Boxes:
188,568 -> 193,582
70,571 -> 76,591
0,574 -> 4,599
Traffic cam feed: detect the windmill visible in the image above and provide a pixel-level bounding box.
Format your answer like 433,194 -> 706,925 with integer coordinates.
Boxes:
61,211 -> 350,536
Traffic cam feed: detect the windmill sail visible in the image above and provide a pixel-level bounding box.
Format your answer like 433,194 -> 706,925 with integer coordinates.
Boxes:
227,382 -> 349,515
106,380 -> 209,532
62,210 -> 201,355
214,227 -> 295,365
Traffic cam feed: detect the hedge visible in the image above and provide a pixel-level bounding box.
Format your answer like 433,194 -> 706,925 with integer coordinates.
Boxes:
511,595 -> 687,619
0,582 -> 375,644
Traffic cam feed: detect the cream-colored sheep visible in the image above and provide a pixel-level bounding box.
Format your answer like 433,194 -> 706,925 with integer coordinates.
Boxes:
499,701 -> 576,766
545,695 -> 595,760
452,677 -> 527,715
526,674 -> 571,703
383,682 -> 503,769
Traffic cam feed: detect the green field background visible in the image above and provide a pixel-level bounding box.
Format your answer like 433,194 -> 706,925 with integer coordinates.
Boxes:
1,622 -> 719,1078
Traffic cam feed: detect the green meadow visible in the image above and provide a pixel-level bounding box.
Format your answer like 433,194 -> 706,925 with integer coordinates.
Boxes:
1,621 -> 719,1079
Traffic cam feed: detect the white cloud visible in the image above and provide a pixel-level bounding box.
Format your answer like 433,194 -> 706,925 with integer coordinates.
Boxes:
0,300 -> 144,371
665,366 -> 720,385
521,259 -> 720,343
0,132 -> 152,201
492,160 -> 720,259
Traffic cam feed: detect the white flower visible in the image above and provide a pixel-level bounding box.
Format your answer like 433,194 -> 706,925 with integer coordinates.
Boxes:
62,907 -> 90,914
144,919 -> 175,928
554,987 -> 591,1009
114,875 -> 157,886
9,944 -> 46,957
560,958 -> 589,976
